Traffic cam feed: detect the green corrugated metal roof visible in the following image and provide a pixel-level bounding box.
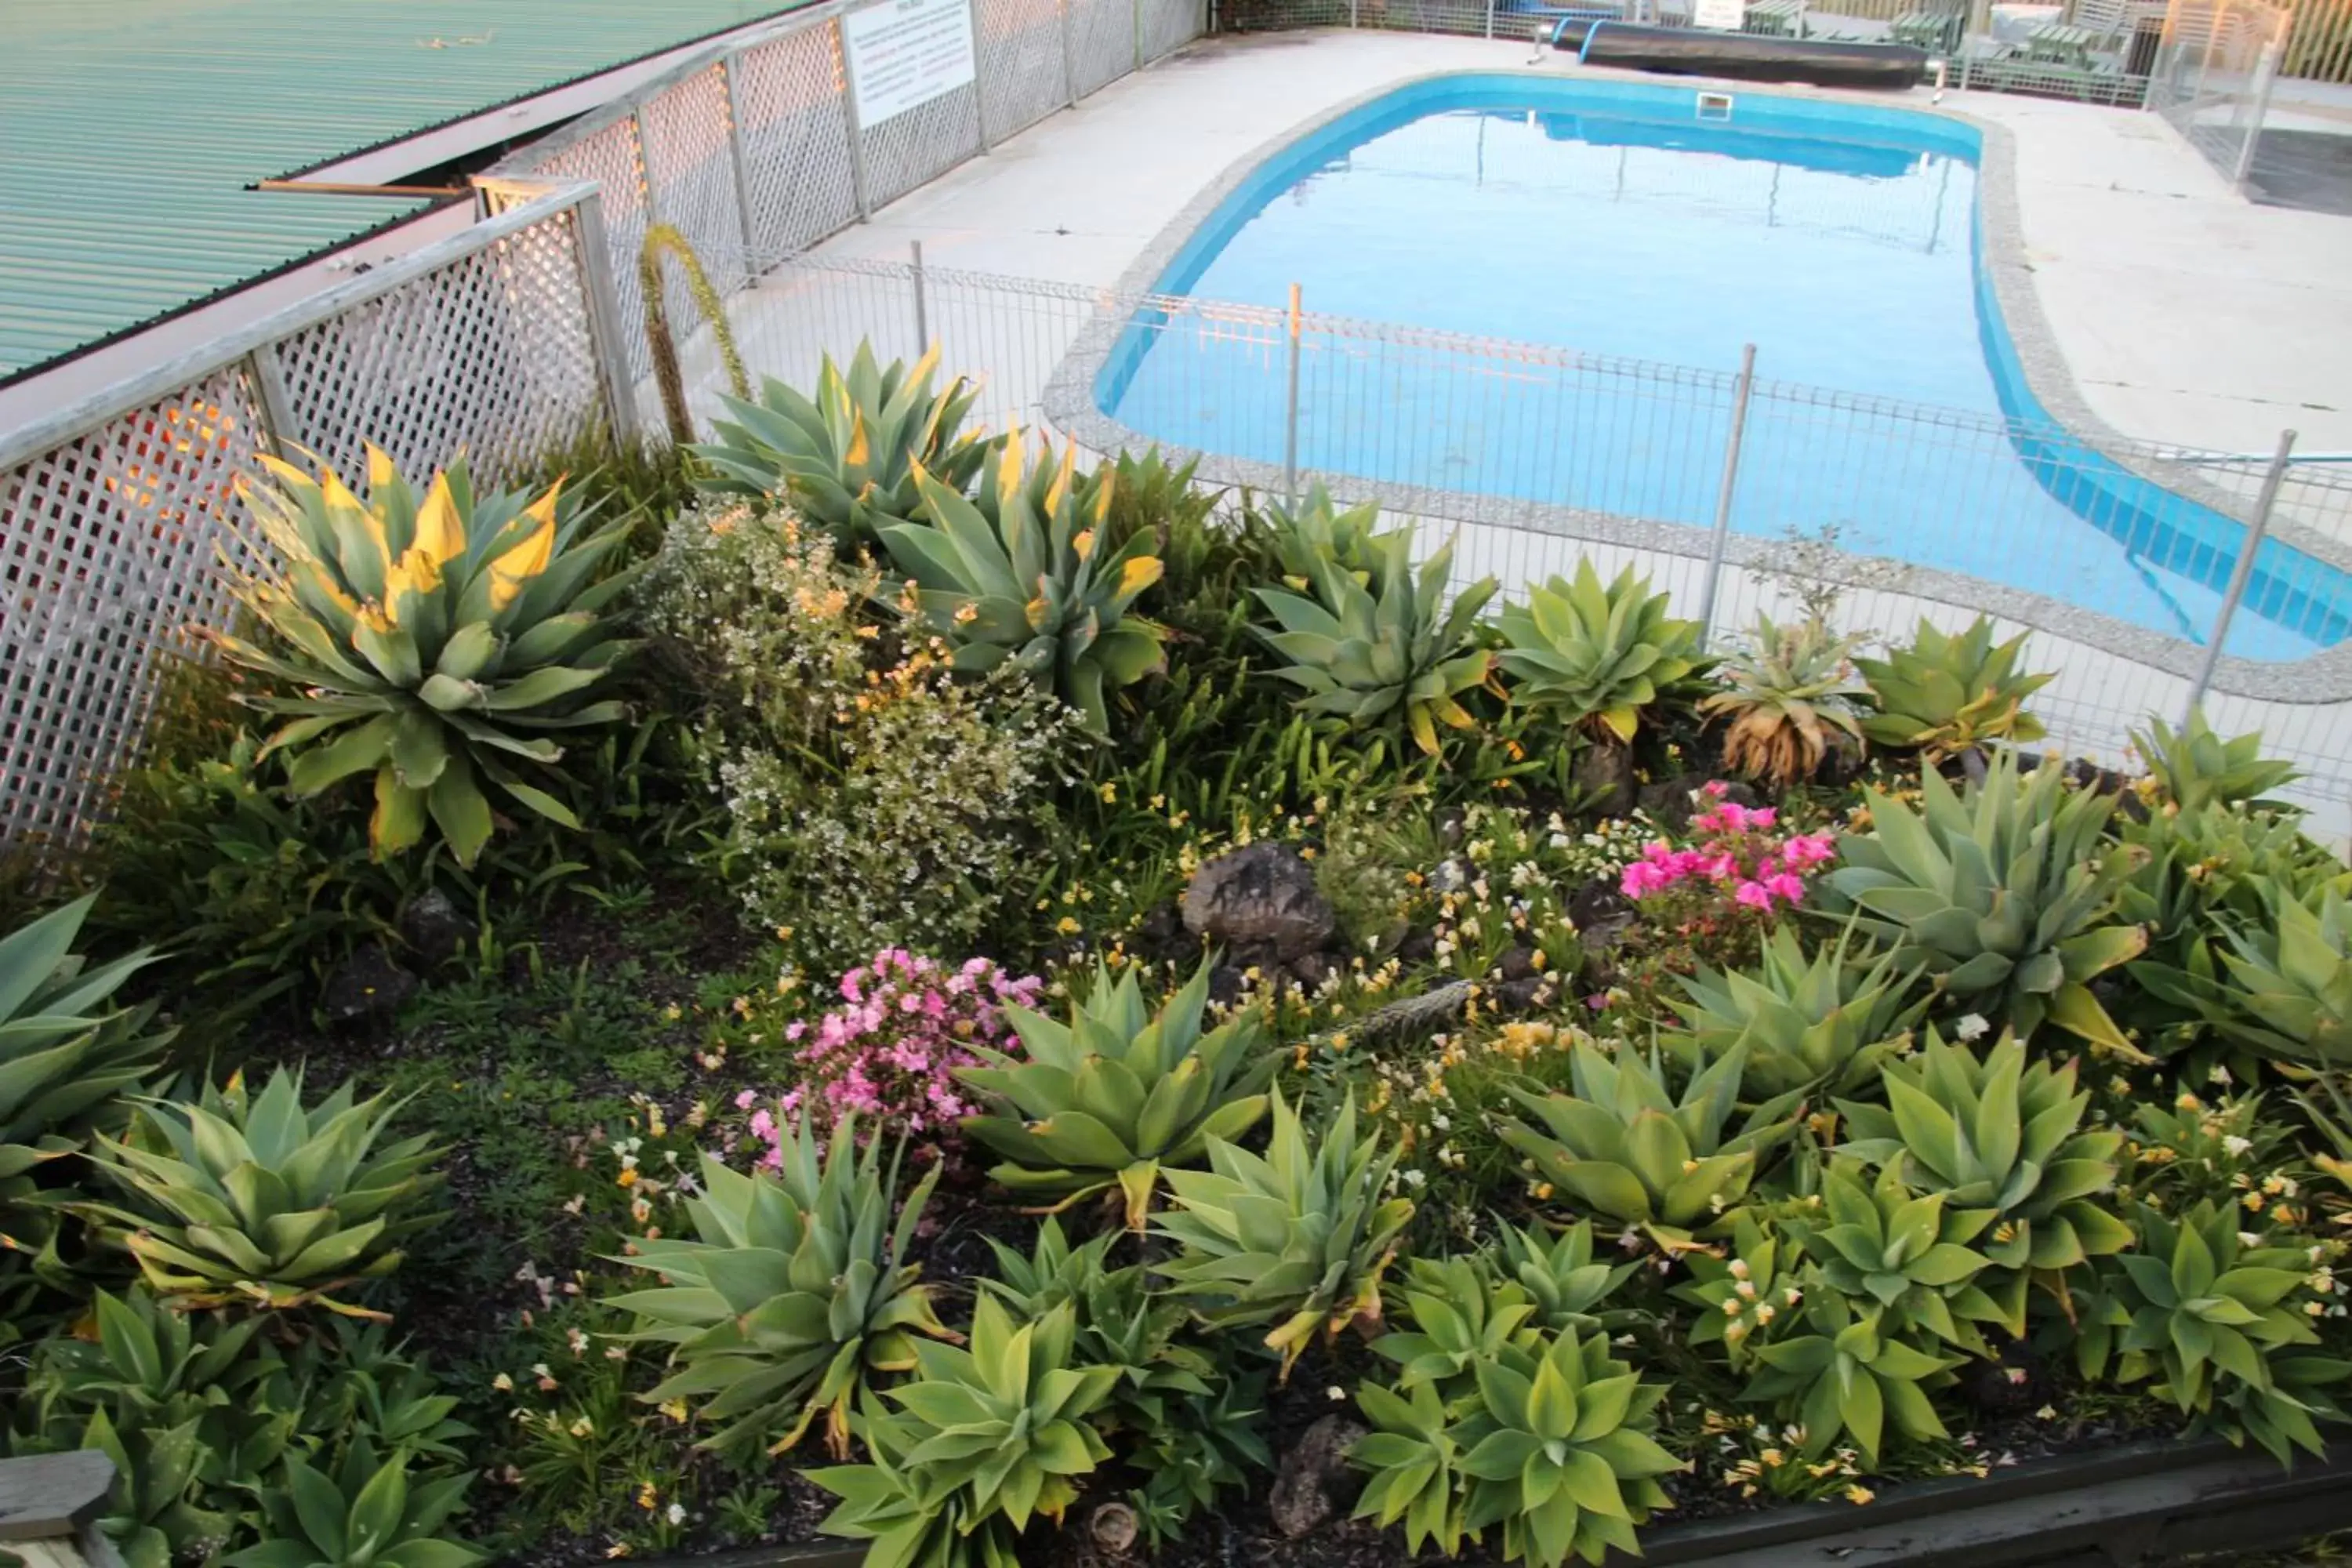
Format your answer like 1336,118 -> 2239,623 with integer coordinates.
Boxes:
0,0 -> 808,385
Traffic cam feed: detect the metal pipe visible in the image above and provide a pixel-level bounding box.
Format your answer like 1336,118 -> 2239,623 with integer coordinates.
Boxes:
1696,343 -> 1757,648
2230,28 -> 2283,187
971,0 -> 995,149
911,240 -> 930,354
2183,427 -> 2297,724
841,20 -> 874,220
718,58 -> 761,265
572,189 -> 644,446
1283,281 -> 1302,512
243,345 -> 299,456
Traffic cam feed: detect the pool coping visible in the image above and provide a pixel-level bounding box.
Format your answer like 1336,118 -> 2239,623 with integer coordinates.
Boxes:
1037,51 -> 2352,705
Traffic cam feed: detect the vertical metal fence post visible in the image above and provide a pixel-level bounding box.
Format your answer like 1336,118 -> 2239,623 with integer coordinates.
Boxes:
1485,0 -> 1497,37
1062,0 -> 1080,106
1695,343 -> 1758,648
243,345 -> 299,457
840,20 -> 875,220
633,111 -> 662,228
718,58 -> 760,265
2183,427 -> 2297,724
571,190 -> 644,446
911,240 -> 931,353
2230,27 -> 2282,187
1283,282 -> 1303,511
970,0 -> 995,149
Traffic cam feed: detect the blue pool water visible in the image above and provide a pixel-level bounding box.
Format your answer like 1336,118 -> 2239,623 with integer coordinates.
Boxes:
1096,74 -> 2350,661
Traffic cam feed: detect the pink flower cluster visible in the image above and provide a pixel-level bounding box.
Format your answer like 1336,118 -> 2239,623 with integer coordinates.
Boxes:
735,949 -> 1042,1166
1618,783 -> 1836,913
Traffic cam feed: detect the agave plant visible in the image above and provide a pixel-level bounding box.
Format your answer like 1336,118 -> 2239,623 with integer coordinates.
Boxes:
1786,1160 -> 2002,1350
607,1117 -> 953,1461
1153,1090 -> 1414,1376
1657,921 -> 1926,1098
1671,1210 -> 1800,1369
1494,561 -> 1705,744
1700,612 -> 1869,787
1835,1027 -> 2129,1330
1251,518 -> 1497,757
956,960 -> 1276,1229
2118,804 -> 2348,1050
224,1440 -> 481,1568
1261,485 -> 1391,579
692,341 -> 996,546
804,1296 -> 1119,1563
2200,885 -> 2352,1068
1823,753 -> 2147,1054
1372,1254 -> 1544,1396
82,1068 -> 443,1316
0,896 -> 169,1239
884,434 -> 1165,735
2132,710 -> 2301,815
1741,1294 -> 1957,1465
1497,1040 -> 1801,1250
2081,1201 -> 2338,1461
1854,615 -> 2051,760
1352,1324 -> 1682,1568
220,450 -> 639,864
1491,1218 -> 1641,1335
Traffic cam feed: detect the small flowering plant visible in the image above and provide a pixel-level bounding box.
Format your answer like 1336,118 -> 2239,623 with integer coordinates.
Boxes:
1675,1211 -> 1802,1371
1618,785 -> 1837,916
736,949 -> 1043,1165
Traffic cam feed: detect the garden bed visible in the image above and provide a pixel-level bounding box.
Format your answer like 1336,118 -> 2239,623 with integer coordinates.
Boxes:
2,351 -> 2348,1568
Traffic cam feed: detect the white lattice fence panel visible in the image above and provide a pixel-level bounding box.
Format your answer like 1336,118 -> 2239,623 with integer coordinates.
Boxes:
859,79 -> 982,209
0,369 -> 266,847
531,118 -> 655,382
1138,0 -> 1202,61
1069,0 -> 1136,98
734,25 -> 862,256
642,64 -> 750,317
980,0 -> 1071,140
269,210 -> 603,486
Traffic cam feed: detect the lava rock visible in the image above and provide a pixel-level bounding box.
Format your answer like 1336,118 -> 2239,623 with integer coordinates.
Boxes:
1573,740 -> 1638,816
397,889 -> 476,965
1958,1340 -> 2051,1417
1206,963 -> 1249,1008
1494,977 -> 1547,1013
1499,945 -> 1539,982
1396,925 -> 1439,965
1181,842 -> 1336,964
1289,950 -> 1336,991
321,943 -> 419,1030
1268,1414 -> 1368,1538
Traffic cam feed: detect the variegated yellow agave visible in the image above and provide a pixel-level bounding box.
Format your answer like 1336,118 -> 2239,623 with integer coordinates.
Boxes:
884,433 -> 1167,737
220,449 -> 641,865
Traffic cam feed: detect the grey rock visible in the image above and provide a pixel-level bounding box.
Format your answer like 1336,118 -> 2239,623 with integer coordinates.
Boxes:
1268,1414 -> 1368,1538
1636,772 -> 1759,829
1288,950 -> 1335,990
1494,976 -> 1547,1013
1428,857 -> 1471,895
397,889 -> 476,964
1396,925 -> 1439,964
321,943 -> 419,1029
1573,740 -> 1638,816
1181,842 -> 1336,964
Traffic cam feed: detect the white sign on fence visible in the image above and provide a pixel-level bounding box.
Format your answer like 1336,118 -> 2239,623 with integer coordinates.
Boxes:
844,0 -> 979,125
1693,0 -> 1746,27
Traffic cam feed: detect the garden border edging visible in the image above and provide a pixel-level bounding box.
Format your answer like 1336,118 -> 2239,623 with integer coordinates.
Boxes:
631,1435 -> 2352,1568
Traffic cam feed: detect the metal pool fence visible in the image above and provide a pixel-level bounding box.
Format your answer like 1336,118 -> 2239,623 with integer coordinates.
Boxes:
712,249 -> 2352,821
2147,0 -> 2296,185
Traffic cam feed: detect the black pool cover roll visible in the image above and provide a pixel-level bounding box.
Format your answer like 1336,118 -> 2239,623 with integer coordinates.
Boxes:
1558,22 -> 1930,89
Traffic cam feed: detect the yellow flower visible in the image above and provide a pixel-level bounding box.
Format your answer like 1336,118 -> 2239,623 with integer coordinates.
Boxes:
616,1167 -> 639,1189
1055,916 -> 1081,936
1098,782 -> 1117,803
1845,1484 -> 1875,1506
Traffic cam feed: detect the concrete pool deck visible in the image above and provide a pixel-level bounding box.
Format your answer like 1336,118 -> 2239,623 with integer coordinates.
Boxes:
801,27 -> 2352,463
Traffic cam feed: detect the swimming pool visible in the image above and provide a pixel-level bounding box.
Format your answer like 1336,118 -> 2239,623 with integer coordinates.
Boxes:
1094,74 -> 2351,662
